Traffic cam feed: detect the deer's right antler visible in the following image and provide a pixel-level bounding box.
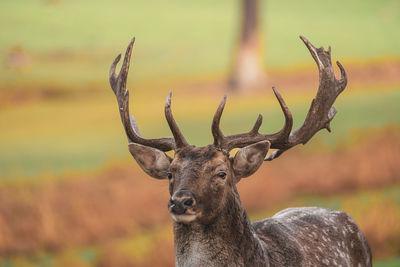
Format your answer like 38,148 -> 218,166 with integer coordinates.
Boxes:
109,37 -> 179,152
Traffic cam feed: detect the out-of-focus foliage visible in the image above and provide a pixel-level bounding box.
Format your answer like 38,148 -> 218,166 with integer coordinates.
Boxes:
1,0 -> 399,87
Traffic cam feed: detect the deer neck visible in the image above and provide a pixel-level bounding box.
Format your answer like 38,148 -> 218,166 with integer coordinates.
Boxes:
173,187 -> 268,267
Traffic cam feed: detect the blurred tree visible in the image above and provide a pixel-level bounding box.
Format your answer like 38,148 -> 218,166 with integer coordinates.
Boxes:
229,0 -> 265,92
46,0 -> 61,4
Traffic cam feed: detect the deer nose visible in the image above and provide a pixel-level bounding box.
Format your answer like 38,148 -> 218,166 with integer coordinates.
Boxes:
169,191 -> 196,215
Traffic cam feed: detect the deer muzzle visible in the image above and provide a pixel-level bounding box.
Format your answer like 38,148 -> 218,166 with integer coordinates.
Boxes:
168,190 -> 197,215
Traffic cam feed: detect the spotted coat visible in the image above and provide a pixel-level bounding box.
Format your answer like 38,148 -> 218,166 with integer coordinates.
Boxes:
253,207 -> 372,267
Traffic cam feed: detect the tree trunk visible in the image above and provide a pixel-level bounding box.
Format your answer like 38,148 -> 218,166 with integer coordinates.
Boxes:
228,0 -> 265,92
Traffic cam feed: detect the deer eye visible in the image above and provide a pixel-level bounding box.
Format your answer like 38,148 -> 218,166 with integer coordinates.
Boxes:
217,172 -> 227,179
167,172 -> 173,180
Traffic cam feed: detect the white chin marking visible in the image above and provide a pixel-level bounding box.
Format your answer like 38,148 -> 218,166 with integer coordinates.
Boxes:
171,214 -> 197,223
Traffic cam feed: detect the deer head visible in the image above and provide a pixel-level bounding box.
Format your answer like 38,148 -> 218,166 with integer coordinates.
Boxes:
109,36 -> 347,225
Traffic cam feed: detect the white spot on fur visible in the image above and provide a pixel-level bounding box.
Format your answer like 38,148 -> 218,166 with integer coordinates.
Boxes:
322,235 -> 330,242
358,232 -> 363,241
347,225 -> 353,233
312,232 -> 318,239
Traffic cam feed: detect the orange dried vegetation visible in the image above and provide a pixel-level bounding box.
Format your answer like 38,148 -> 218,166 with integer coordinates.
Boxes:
0,127 -> 398,259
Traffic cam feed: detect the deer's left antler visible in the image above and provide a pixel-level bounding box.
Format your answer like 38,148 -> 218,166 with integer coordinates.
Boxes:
212,36 -> 347,160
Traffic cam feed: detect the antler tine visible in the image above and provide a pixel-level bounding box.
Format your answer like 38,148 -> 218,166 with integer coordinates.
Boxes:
165,92 -> 189,149
270,86 -> 293,144
266,36 -> 348,160
109,54 -> 121,94
336,61 -> 347,93
109,37 -> 176,152
212,95 -> 227,148
212,87 -> 293,152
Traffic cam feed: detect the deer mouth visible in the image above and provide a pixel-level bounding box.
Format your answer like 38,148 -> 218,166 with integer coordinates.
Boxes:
170,213 -> 197,224
168,192 -> 198,223
168,201 -> 198,223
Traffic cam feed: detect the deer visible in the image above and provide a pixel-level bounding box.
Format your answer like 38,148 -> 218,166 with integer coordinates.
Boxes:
108,36 -> 372,267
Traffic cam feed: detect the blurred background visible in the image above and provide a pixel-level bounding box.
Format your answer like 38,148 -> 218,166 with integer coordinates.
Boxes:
1,0 -> 399,266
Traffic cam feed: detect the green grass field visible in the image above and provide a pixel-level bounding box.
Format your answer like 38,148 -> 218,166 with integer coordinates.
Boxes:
375,257 -> 400,267
1,0 -> 399,88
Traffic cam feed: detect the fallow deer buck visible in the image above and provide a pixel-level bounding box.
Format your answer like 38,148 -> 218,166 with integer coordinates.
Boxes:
109,36 -> 372,267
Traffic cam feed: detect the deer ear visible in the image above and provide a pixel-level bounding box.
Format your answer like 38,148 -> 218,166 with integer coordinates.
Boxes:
128,143 -> 172,180
232,141 -> 270,180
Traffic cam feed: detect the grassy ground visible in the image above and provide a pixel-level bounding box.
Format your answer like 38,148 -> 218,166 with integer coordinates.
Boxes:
375,257 -> 400,267
1,87 -> 399,179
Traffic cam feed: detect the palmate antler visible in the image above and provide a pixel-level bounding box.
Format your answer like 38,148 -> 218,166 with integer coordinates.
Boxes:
212,36 -> 347,160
